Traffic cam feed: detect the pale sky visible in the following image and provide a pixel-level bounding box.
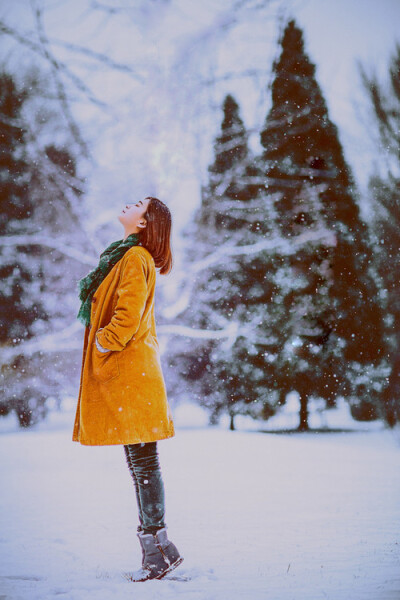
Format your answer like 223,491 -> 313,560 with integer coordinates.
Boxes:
1,0 -> 399,227
293,0 -> 400,195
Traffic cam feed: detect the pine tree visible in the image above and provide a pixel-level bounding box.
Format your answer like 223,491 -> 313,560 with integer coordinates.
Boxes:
0,69 -> 86,427
167,94 -> 282,427
166,22 -> 387,431
0,71 -> 48,344
258,19 -> 387,429
360,43 -> 400,426
195,94 -> 260,238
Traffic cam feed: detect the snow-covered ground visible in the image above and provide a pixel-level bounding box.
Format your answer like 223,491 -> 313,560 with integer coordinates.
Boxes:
0,403 -> 399,600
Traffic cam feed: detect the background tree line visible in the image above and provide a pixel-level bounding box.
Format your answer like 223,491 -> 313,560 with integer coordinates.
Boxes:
0,7 -> 399,431
165,19 -> 399,431
0,66 -> 93,426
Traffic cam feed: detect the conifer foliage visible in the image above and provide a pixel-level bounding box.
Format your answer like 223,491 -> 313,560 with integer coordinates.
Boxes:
0,72 -> 48,343
196,94 -> 260,238
0,69 -> 85,427
258,19 -> 387,428
169,93 -> 281,426
361,43 -> 400,426
167,19 -> 387,430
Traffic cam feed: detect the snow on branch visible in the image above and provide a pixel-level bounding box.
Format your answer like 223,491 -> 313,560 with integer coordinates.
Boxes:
0,321 -> 83,365
0,235 -> 98,267
201,68 -> 269,87
209,158 -> 336,198
0,318 -> 242,365
157,321 -> 238,341
197,228 -> 336,273
157,319 -> 279,352
162,228 -> 337,320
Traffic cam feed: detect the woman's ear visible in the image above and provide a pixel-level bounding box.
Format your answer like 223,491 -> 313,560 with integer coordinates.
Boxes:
137,219 -> 147,229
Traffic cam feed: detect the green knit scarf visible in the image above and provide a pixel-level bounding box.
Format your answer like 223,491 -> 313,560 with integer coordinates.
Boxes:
77,233 -> 140,327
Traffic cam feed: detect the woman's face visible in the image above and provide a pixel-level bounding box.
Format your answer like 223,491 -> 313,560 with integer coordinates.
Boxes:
118,198 -> 150,232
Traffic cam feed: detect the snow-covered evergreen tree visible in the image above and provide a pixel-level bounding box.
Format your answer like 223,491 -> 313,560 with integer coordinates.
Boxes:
167,94 -> 283,427
195,94 -> 260,239
360,43 -> 400,426
258,19 -> 387,428
167,20 -> 387,431
0,71 -> 48,344
0,69 -> 87,427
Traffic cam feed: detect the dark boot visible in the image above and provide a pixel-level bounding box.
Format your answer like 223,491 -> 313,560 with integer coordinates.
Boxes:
154,527 -> 182,570
137,527 -> 146,567
128,528 -> 183,582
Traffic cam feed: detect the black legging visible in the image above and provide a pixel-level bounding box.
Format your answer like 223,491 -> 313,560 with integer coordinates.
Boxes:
124,441 -> 166,534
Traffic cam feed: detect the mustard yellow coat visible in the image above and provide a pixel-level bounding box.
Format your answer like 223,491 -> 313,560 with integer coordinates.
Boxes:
72,245 -> 175,446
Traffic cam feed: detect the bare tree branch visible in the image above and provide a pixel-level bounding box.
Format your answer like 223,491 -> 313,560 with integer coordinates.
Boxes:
47,37 -> 145,82
31,1 -> 90,157
0,18 -> 143,105
1,20 -> 105,110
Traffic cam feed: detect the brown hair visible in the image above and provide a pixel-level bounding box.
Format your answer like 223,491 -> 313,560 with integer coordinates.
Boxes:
139,196 -> 173,274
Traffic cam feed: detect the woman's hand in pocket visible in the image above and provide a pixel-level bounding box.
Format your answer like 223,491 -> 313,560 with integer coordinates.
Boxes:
92,331 -> 120,384
95,332 -> 110,353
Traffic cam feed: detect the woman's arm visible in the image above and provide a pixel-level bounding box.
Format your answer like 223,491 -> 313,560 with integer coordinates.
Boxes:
96,251 -> 148,352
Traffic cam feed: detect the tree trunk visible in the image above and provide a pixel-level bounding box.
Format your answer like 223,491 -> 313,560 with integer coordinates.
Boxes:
229,413 -> 235,431
298,392 -> 309,431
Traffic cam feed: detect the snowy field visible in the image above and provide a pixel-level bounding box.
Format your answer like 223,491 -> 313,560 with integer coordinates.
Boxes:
0,404 -> 399,600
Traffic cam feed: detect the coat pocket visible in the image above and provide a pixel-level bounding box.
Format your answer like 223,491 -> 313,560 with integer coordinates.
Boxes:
92,343 -> 120,383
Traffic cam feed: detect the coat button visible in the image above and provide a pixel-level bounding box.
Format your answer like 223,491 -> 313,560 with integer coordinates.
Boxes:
92,296 -> 97,303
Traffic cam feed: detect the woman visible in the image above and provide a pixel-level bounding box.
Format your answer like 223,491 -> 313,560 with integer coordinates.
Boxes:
72,196 -> 183,581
